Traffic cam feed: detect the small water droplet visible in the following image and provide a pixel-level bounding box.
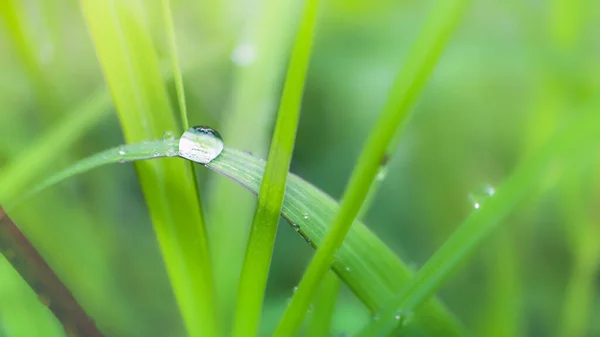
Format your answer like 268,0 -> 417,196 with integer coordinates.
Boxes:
118,146 -> 126,156
345,266 -> 351,271
293,286 -> 298,293
231,43 -> 256,66
468,184 -> 495,210
291,223 -> 300,232
163,130 -> 175,141
305,237 -> 312,245
166,146 -> 177,157
302,213 -> 309,220
376,165 -> 388,181
179,126 -> 224,164
372,314 -> 380,321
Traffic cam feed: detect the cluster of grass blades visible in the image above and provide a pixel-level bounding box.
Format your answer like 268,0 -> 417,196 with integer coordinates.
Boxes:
2,0 -> 600,336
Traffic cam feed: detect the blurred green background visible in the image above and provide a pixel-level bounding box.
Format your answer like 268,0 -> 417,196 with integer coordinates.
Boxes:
1,0 -> 599,336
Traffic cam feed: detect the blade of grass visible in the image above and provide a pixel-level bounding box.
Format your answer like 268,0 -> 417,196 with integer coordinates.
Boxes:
14,140 -> 465,336
307,271 -> 342,337
206,0 -> 295,328
356,109 -> 600,336
205,148 -> 465,336
0,0 -> 63,118
273,0 -> 471,334
307,161 -> 388,337
0,206 -> 103,337
160,0 -> 188,130
79,2 -> 219,337
230,0 -> 319,335
557,168 -> 600,337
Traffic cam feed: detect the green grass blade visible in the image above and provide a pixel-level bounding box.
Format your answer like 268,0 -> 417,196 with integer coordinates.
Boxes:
206,148 -> 465,336
160,0 -> 189,130
273,0 -> 471,334
6,140 -> 179,210
79,1 -> 219,336
206,0 -> 295,327
231,0 -> 319,335
356,110 -> 600,336
307,272 -> 341,337
11,138 -> 464,336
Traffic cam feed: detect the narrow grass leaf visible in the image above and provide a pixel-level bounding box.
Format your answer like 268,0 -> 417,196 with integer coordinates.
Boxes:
307,272 -> 341,337
206,0 -> 295,327
231,0 -> 319,335
160,0 -> 189,130
357,110 -> 600,336
17,139 -> 464,336
80,1 -> 218,336
206,148 -> 465,336
273,0 -> 471,334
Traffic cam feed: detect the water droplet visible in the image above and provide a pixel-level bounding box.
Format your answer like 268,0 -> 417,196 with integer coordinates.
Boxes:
302,213 -> 309,220
345,266 -> 351,271
291,222 -> 300,232
231,43 -> 256,66
372,314 -> 380,321
179,126 -> 224,164
166,147 -> 178,157
163,130 -> 175,141
293,286 -> 298,293
305,237 -> 312,245
468,184 -> 495,210
393,309 -> 414,324
118,146 -> 127,163
376,165 -> 388,181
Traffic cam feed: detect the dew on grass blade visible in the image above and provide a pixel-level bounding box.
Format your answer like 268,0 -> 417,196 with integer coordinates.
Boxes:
468,184 -> 495,210
178,126 -> 224,164
163,130 -> 175,141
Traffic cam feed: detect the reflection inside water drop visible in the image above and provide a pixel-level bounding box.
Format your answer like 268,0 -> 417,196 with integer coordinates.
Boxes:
468,184 -> 495,210
179,126 -> 224,164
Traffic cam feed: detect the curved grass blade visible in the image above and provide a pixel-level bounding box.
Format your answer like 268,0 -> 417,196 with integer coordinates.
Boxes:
80,1 -> 218,336
206,148 -> 465,336
274,0 -> 472,333
15,139 -> 464,336
6,139 -> 179,211
356,110 -> 600,336
231,0 -> 319,335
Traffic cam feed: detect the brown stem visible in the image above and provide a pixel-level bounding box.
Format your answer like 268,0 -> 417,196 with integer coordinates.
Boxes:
0,205 -> 104,337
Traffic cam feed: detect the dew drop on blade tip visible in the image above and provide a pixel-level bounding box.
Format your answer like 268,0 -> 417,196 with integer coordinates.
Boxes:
178,126 -> 224,164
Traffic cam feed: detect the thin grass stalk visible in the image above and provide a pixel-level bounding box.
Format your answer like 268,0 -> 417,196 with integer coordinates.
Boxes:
160,0 -> 189,130
0,206 -> 103,337
357,107 -> 600,336
231,0 -> 320,335
273,0 -> 471,334
80,1 -> 218,336
206,0 -> 295,328
307,160 -> 388,336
